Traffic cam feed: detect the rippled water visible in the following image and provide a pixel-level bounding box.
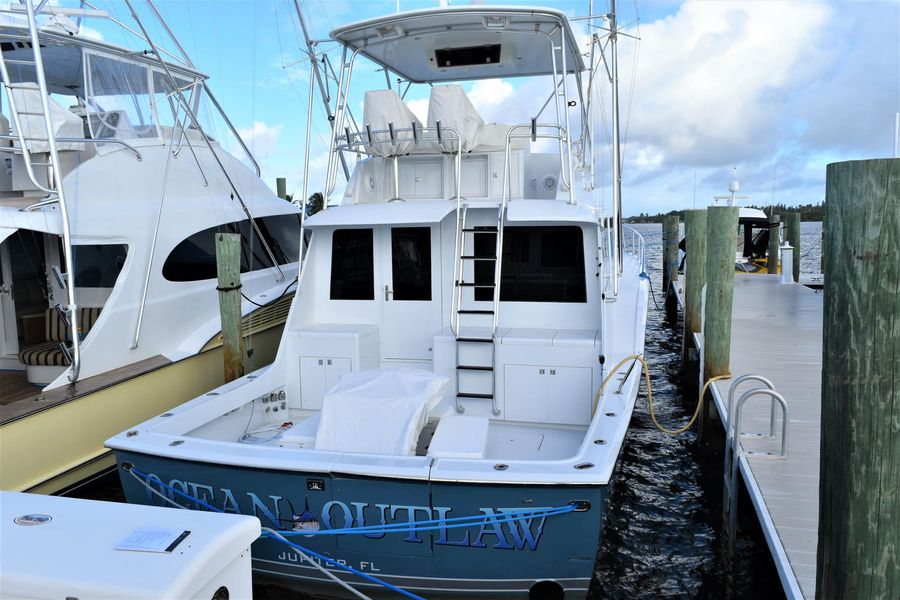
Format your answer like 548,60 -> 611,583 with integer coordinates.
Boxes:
589,223 -> 790,599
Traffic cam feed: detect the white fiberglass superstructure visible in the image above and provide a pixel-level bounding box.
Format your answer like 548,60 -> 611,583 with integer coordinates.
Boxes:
110,5 -> 648,598
0,1 -> 300,391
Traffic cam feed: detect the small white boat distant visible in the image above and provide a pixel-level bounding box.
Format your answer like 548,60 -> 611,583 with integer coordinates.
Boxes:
0,490 -> 260,600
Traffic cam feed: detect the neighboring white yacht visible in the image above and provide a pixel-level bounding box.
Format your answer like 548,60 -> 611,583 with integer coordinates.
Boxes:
110,5 -> 648,598
0,1 -> 300,493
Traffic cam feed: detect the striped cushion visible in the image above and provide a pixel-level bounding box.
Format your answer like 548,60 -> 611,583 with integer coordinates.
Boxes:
18,341 -> 69,366
46,306 -> 102,342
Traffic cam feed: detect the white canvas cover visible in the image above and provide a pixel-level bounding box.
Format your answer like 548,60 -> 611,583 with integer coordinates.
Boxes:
362,90 -> 422,157
427,84 -> 483,152
9,83 -> 84,152
314,368 -> 447,455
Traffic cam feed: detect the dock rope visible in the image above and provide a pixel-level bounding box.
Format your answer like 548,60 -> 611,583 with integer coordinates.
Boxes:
591,354 -> 731,435
124,465 -> 578,599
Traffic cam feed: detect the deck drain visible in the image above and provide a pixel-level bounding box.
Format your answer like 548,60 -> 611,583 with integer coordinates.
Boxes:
126,430 -> 138,437
160,412 -> 173,418
593,439 -> 607,445
574,462 -> 594,470
206,392 -> 219,396
169,440 -> 184,446
493,463 -> 509,471
605,412 -> 617,417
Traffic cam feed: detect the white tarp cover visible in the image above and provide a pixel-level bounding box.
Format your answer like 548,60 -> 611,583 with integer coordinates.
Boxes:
362,90 -> 422,157
427,84 -> 483,153
314,368 -> 447,455
9,83 -> 84,152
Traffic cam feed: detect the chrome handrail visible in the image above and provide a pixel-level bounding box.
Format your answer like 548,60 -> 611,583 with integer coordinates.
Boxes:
622,224 -> 645,273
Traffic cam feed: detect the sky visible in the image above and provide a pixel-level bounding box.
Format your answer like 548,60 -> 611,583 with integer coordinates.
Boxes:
89,0 -> 900,216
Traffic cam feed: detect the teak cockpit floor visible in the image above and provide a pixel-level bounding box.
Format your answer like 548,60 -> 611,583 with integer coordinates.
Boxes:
0,355 -> 171,424
0,371 -> 40,405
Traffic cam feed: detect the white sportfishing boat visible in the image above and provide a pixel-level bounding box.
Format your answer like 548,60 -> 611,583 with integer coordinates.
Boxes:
0,0 -> 300,493
110,4 -> 648,598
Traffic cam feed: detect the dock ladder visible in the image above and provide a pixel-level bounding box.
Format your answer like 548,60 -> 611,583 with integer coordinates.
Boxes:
451,198 -> 507,416
0,0 -> 84,381
721,375 -> 789,555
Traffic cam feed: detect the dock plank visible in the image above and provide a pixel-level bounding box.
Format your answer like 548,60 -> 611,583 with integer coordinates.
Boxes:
707,275 -> 823,600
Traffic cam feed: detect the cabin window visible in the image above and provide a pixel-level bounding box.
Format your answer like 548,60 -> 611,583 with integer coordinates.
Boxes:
330,229 -> 374,300
501,226 -> 586,302
162,214 -> 301,282
73,244 -> 127,288
391,227 -> 431,301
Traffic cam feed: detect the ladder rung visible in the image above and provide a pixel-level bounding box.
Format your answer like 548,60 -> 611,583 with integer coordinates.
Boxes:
462,227 -> 497,233
457,365 -> 493,371
458,309 -> 494,314
457,282 -> 494,288
5,59 -> 36,66
457,392 -> 493,399
456,337 -> 493,344
460,255 -> 495,261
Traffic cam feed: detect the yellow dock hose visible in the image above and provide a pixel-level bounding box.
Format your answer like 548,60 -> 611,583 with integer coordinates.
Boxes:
591,354 -> 731,436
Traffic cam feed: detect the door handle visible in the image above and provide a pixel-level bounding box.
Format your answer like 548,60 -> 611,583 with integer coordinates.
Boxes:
384,285 -> 394,301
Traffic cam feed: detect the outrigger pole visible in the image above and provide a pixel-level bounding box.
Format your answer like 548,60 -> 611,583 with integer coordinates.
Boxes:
609,0 -> 623,274
293,1 -> 351,182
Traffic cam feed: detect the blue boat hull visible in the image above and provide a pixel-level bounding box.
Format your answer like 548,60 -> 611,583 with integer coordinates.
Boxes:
115,451 -> 610,598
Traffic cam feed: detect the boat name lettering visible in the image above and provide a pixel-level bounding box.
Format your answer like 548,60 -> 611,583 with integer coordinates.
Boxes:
141,475 -> 548,551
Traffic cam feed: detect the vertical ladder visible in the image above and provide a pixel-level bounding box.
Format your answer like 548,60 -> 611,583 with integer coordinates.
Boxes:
0,0 -> 81,381
452,202 -> 504,416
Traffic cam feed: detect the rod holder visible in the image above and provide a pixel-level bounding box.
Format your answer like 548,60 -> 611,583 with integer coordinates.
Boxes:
531,117 -> 537,142
344,126 -> 352,147
388,122 -> 396,144
411,121 -> 418,144
365,123 -> 373,145
435,120 -> 443,145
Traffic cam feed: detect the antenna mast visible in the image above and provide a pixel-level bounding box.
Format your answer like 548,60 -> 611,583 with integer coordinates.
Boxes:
609,0 -> 623,273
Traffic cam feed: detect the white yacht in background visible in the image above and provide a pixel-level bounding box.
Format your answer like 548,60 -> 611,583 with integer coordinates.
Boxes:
110,4 -> 648,598
0,0 -> 300,493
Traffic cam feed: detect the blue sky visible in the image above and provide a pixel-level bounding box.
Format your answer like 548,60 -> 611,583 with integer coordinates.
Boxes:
93,0 -> 899,216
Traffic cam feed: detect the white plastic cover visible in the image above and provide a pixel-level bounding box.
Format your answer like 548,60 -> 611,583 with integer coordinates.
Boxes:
476,123 -> 529,151
427,84 -> 483,153
362,90 -> 422,157
314,368 -> 448,455
9,83 -> 84,152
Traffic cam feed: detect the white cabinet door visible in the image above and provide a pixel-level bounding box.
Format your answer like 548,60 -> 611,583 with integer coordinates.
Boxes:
548,366 -> 593,425
504,365 -> 549,422
324,357 -> 351,394
300,357 -> 326,410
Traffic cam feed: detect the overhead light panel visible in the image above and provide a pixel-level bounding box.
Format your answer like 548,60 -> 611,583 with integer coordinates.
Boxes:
483,15 -> 508,29
375,23 -> 403,39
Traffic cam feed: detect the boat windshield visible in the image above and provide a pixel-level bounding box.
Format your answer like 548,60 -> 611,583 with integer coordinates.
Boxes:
85,51 -> 198,141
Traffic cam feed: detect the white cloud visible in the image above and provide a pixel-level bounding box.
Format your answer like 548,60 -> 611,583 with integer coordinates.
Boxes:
237,121 -> 283,160
467,78 -> 515,122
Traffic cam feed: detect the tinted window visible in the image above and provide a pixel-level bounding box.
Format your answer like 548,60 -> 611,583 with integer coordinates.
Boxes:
74,244 -> 127,287
391,227 -> 431,301
473,226 -> 586,302
162,214 -> 301,282
330,229 -> 374,300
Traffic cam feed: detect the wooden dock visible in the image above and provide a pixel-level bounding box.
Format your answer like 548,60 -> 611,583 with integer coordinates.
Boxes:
686,274 -> 823,599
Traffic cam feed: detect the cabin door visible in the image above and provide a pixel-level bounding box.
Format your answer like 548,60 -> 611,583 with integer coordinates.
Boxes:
380,226 -> 441,361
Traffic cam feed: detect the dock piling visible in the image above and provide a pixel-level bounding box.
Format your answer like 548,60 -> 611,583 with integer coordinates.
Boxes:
662,214 -> 680,323
785,211 -> 801,282
817,158 -> 899,599
681,209 -> 707,377
215,233 -> 246,383
767,214 -> 780,274
702,206 -> 739,437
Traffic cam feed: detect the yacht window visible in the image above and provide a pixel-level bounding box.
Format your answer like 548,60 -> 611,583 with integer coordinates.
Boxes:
500,226 -> 586,303
330,229 -> 374,300
151,70 -> 197,130
73,244 -> 127,288
391,227 -> 431,301
86,53 -> 156,139
162,215 -> 301,282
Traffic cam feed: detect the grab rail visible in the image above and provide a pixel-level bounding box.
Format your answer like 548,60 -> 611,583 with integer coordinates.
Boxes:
622,225 -> 645,273
0,134 -> 143,160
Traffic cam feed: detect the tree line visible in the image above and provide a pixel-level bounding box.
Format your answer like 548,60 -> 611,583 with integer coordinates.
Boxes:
625,202 -> 825,223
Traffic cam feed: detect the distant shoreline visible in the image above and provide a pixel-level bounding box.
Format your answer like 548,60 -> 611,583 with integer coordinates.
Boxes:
625,203 -> 824,224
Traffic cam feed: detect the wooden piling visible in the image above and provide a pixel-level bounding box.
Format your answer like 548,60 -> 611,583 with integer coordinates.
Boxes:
276,177 -> 288,200
703,206 -> 739,382
820,213 -> 825,275
681,209 -> 707,371
767,214 -> 780,274
215,233 -> 245,383
785,211 -> 801,282
662,214 -> 680,323
817,159 -> 899,599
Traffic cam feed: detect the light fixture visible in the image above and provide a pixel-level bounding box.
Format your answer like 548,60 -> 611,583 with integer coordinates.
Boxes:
483,15 -> 508,29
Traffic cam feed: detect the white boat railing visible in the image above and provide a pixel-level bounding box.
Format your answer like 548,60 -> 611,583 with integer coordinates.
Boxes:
622,225 -> 645,273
